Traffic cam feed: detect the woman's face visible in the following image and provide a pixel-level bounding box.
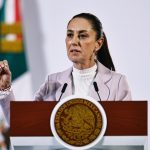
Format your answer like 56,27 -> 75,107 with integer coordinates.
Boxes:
66,17 -> 103,69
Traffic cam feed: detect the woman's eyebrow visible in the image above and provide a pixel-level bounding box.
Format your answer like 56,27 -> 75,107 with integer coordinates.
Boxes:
67,30 -> 73,32
67,29 -> 89,33
79,30 -> 88,33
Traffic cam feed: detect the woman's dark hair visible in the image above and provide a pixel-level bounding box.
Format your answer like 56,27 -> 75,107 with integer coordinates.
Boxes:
68,13 -> 115,71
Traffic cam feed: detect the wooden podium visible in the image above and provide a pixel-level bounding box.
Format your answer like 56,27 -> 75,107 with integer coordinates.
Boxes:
10,101 -> 148,149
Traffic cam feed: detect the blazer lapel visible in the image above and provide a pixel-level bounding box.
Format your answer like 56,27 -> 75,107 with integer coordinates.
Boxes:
89,62 -> 112,101
55,68 -> 73,101
89,74 -> 110,101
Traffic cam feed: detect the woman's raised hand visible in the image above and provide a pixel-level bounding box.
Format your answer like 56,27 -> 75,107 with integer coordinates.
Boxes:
0,60 -> 11,90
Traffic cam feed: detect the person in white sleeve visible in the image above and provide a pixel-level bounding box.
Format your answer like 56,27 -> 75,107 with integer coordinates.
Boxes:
0,112 -> 7,150
0,13 -> 132,125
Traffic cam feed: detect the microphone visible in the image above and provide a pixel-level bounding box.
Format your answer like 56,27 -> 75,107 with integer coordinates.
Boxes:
58,83 -> 68,101
93,81 -> 101,101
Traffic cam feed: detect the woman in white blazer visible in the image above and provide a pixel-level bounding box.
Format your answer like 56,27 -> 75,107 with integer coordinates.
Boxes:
0,13 -> 132,124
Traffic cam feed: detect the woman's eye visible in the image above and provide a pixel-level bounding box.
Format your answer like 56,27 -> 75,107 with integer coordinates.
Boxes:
67,33 -> 73,38
79,34 -> 88,39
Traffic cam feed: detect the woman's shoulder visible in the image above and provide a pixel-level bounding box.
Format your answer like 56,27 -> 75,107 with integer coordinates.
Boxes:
97,62 -> 130,92
47,67 -> 72,81
111,70 -> 126,79
97,62 -> 126,81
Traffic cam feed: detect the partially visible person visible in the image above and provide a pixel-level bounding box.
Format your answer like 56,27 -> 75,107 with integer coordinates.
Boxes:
0,13 -> 132,126
0,112 -> 9,150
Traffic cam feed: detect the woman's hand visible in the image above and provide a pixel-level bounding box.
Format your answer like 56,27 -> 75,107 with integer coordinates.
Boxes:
0,60 -> 11,90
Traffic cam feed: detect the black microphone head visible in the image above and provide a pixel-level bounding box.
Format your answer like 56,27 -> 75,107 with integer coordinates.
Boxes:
93,81 -> 99,92
61,83 -> 68,93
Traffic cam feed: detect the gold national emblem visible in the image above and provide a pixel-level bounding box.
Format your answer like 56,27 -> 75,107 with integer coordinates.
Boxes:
54,98 -> 103,146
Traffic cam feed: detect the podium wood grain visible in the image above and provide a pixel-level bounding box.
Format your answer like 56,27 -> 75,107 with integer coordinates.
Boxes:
10,101 -> 147,136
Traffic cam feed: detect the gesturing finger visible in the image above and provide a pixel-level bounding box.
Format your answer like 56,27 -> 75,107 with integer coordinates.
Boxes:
0,61 -> 5,68
0,60 -> 11,75
3,60 -> 9,67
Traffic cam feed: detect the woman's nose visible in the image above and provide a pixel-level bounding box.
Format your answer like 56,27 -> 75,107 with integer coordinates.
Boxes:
71,36 -> 79,45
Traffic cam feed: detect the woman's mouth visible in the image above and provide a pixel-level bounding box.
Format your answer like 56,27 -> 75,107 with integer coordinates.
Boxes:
70,49 -> 81,53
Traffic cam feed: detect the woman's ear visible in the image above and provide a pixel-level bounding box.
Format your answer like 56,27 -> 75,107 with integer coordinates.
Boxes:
95,37 -> 104,52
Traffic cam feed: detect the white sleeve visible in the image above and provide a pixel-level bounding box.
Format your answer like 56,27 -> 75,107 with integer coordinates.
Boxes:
0,90 -> 15,126
0,88 -> 12,100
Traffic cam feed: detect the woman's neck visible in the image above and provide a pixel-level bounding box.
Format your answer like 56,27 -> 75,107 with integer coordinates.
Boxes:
73,60 -> 96,70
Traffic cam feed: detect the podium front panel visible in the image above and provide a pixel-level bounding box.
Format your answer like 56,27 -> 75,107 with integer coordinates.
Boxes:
10,101 -> 147,136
